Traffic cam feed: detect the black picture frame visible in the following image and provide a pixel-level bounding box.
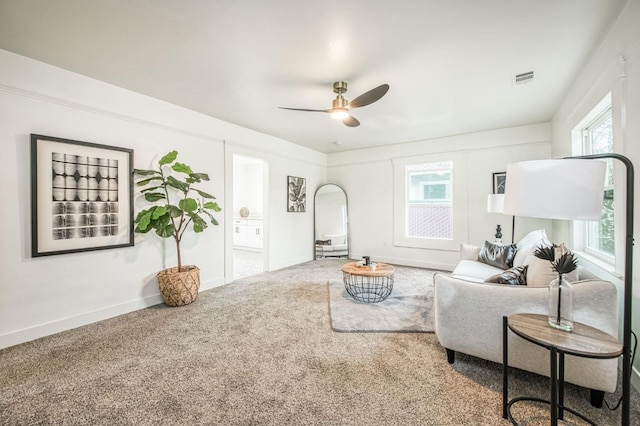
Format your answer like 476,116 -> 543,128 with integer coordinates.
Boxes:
31,134 -> 134,257
287,176 -> 306,212
493,172 -> 506,194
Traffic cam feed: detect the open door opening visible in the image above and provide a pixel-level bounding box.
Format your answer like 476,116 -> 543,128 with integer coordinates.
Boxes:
232,155 -> 267,279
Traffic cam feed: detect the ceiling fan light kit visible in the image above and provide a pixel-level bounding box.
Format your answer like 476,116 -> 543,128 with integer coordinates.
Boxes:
279,81 -> 389,127
330,109 -> 349,120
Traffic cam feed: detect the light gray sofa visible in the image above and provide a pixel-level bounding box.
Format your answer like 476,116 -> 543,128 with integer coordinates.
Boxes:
315,234 -> 348,258
433,230 -> 619,407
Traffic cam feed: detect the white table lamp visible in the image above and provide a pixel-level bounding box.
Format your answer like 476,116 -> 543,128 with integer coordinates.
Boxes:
487,194 -> 505,242
487,193 -> 505,213
487,193 -> 517,243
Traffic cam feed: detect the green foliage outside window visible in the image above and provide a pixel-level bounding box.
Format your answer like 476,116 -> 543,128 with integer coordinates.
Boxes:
585,109 -> 614,258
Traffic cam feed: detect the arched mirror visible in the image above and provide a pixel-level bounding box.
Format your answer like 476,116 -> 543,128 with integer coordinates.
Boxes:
314,184 -> 348,259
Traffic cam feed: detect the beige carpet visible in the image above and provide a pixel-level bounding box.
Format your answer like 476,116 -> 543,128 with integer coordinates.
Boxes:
0,259 -> 638,425
328,269 -> 435,332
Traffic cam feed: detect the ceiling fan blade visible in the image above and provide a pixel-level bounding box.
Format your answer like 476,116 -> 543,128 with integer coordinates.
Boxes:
347,84 -> 390,109
343,115 -> 360,127
278,107 -> 330,113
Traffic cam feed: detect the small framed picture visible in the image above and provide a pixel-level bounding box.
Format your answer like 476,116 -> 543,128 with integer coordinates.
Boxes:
287,176 -> 306,212
493,172 -> 506,194
31,134 -> 134,257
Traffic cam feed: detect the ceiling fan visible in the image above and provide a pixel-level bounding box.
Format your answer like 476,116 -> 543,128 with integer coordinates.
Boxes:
279,81 -> 390,127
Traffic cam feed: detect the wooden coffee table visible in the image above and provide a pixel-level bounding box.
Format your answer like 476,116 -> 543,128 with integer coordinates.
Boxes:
341,261 -> 395,303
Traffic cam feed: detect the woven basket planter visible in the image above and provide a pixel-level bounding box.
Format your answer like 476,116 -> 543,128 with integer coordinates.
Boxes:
156,265 -> 200,307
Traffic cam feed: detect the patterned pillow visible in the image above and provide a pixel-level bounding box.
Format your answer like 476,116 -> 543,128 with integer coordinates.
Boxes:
478,240 -> 518,269
485,265 -> 528,285
315,239 -> 332,245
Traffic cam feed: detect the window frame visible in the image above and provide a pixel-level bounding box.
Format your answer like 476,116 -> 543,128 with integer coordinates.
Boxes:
393,154 -> 468,251
571,93 -> 621,273
582,106 -> 615,263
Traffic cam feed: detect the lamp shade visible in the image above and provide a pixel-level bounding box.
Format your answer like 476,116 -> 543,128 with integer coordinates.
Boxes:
487,193 -> 505,213
503,159 -> 606,221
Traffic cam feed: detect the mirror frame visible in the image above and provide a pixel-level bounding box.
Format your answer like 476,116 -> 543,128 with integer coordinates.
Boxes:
314,184 -> 348,260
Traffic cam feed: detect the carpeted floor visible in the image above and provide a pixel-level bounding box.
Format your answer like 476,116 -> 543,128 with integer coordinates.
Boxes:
0,259 -> 638,425
328,269 -> 435,332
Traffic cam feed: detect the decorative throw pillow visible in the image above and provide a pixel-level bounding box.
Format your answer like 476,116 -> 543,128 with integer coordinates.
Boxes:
478,241 -> 518,269
315,239 -> 331,245
485,265 -> 528,285
524,243 -> 579,287
512,229 -> 551,267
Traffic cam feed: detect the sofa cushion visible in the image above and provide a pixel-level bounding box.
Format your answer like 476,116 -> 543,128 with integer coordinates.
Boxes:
513,229 -> 550,267
524,243 -> 579,287
451,259 -> 505,282
478,241 -> 517,269
485,265 -> 528,285
324,234 -> 345,244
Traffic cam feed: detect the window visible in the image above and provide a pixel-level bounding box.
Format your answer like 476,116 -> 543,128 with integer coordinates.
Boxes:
393,155 -> 466,252
582,107 -> 614,260
406,162 -> 452,238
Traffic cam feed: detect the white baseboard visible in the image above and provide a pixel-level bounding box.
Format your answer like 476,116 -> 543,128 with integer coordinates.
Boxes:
200,277 -> 227,291
270,255 -> 314,272
0,294 -> 163,350
0,277 -> 227,350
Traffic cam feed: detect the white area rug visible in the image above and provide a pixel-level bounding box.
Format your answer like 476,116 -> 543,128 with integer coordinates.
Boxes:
328,278 -> 434,333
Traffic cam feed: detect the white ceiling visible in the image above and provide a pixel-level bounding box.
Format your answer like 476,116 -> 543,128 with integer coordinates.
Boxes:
0,0 -> 626,153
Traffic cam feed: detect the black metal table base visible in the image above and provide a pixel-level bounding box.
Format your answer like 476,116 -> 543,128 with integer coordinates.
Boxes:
343,272 -> 393,303
502,316 -> 599,426
505,396 -> 597,426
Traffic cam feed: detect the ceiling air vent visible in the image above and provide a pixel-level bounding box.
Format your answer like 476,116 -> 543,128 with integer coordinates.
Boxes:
514,71 -> 534,85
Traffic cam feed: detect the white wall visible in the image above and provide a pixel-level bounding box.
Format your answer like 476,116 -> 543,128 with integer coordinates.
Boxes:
0,49 -> 325,349
550,0 -> 640,387
327,123 -> 552,270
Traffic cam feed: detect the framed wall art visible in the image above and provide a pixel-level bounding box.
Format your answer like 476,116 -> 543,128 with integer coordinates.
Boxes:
493,172 -> 506,194
31,134 -> 134,257
287,176 -> 306,212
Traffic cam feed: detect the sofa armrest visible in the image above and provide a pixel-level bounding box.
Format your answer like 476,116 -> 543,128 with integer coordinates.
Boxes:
434,273 -> 619,392
435,273 -> 547,361
460,243 -> 481,261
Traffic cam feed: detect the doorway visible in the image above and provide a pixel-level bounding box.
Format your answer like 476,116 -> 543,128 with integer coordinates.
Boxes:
232,155 -> 267,279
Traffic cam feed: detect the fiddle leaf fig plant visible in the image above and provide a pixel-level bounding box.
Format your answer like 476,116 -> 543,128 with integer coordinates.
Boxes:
133,151 -> 221,271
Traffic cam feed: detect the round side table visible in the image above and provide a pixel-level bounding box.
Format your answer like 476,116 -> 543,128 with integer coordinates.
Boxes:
341,261 -> 395,303
502,313 -> 622,426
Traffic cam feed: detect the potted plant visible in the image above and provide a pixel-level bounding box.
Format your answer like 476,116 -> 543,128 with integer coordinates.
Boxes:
133,151 -> 221,306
